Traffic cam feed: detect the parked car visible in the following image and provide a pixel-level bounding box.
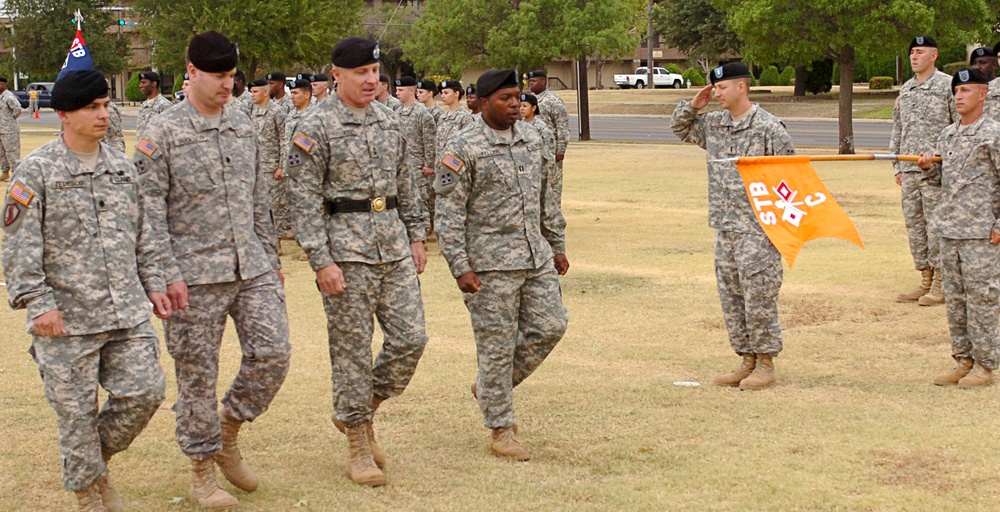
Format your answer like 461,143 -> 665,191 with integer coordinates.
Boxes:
14,82 -> 55,109
614,67 -> 684,89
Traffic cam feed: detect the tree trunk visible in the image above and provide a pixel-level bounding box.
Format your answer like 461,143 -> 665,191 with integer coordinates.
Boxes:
577,57 -> 590,141
794,66 -> 807,97
837,45 -> 855,155
593,54 -> 605,90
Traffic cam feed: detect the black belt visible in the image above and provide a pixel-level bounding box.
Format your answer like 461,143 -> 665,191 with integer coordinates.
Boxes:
323,196 -> 398,214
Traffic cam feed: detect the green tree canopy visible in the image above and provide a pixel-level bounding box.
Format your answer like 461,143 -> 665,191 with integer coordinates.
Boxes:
652,0 -> 741,69
131,0 -> 363,79
0,0 -> 130,82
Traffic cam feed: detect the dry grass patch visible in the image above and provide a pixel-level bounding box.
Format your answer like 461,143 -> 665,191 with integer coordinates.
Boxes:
4,137 -> 1000,510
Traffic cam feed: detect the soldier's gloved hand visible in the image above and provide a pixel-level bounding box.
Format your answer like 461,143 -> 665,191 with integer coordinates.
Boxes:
554,254 -> 570,275
167,281 -> 189,311
410,242 -> 427,274
316,264 -> 346,295
149,292 -> 172,319
32,309 -> 67,337
457,272 -> 481,294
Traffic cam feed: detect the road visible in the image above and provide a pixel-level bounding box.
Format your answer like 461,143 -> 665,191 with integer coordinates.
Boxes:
20,109 -> 894,149
570,115 -> 893,149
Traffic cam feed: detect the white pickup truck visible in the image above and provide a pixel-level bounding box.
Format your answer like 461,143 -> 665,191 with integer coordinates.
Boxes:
614,67 -> 684,89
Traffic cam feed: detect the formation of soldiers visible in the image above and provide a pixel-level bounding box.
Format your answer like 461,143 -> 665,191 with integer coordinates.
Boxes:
2,31 -> 571,511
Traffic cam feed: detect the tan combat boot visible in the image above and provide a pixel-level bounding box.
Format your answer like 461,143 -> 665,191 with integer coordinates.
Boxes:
215,409 -> 259,492
917,268 -> 945,306
932,357 -> 973,386
189,457 -> 239,510
896,269 -> 932,302
739,354 -> 777,390
490,426 -> 531,461
97,452 -> 123,512
958,361 -> 993,388
713,354 -> 756,387
74,481 -> 108,512
333,397 -> 386,469
345,423 -> 386,487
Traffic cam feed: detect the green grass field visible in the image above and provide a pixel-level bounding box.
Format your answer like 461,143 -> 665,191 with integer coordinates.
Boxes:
2,134 -> 999,511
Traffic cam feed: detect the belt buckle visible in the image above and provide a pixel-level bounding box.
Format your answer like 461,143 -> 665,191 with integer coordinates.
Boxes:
371,196 -> 386,212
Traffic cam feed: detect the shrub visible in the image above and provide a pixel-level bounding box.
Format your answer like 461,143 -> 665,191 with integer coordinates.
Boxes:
803,60 -> 834,95
682,68 -> 706,87
125,72 -> 145,102
779,66 -> 795,86
868,76 -> 894,90
758,65 -> 781,86
665,63 -> 683,75
942,61 -> 966,77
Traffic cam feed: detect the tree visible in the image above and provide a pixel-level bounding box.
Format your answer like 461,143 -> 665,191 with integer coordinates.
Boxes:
0,0 -> 130,81
125,72 -> 144,102
561,0 -> 645,90
131,0 -> 363,80
652,0 -> 742,69
363,3 -> 420,81
717,0 -> 994,154
403,0 -> 514,76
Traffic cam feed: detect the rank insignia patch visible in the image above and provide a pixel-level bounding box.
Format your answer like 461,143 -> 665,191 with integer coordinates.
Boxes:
135,138 -> 158,157
293,132 -> 315,153
9,182 -> 35,206
441,153 -> 464,173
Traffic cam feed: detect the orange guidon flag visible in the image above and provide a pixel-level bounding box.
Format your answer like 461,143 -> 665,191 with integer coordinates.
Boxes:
737,155 -> 863,267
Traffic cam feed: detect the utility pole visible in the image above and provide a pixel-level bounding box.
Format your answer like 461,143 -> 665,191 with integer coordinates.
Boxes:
646,0 -> 653,89
576,57 -> 590,141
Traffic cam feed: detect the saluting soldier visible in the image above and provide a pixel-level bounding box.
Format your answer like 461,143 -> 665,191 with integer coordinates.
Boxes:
133,31 -> 290,509
417,79 -> 444,124
136,71 -> 172,139
250,78 -> 292,241
285,36 -> 429,489
0,75 -> 22,182
672,62 -> 796,391
919,68 -> 1000,388
526,69 -> 569,205
890,35 -> 956,306
434,69 -> 568,461
3,70 -> 169,512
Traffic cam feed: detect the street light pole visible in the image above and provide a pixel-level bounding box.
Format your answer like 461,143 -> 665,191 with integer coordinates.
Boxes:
646,0 -> 653,90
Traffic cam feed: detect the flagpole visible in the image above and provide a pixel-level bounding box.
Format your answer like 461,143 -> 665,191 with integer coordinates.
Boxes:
75,9 -> 82,30
713,154 -> 943,164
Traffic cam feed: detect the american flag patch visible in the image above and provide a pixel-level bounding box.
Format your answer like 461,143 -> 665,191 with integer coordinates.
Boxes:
293,132 -> 315,153
135,138 -> 158,157
9,182 -> 34,206
442,153 -> 464,172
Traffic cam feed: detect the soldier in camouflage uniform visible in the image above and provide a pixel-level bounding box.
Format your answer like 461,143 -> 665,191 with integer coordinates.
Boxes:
466,85 -> 480,116
378,74 -> 403,114
133,31 -> 291,510
672,62 -> 796,391
266,71 -> 294,117
434,69 -> 568,461
519,93 -> 558,183
527,70 -> 569,206
311,73 -> 331,105
285,37 -> 429,488
969,46 -> 1000,120
0,76 -> 21,182
890,36 -> 956,306
417,79 -> 444,124
431,80 -> 473,235
249,78 -> 292,241
920,68 -> 1000,388
3,70 -> 169,512
231,69 -> 253,118
102,100 -> 126,153
396,76 -> 438,237
136,71 -> 172,140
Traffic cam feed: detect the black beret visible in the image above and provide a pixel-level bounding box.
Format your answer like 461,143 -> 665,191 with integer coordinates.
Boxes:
331,36 -> 380,69
466,85 -> 476,96
476,69 -> 519,98
291,79 -> 311,90
526,70 -> 547,79
187,31 -> 239,73
295,73 -> 312,83
52,70 -> 109,112
395,76 -> 416,87
0,76 -> 7,83
710,62 -> 751,85
379,74 -> 390,84
312,73 -> 329,82
909,35 -> 938,51
970,46 -> 997,64
248,78 -> 268,89
234,69 -> 246,80
266,71 -> 285,82
138,71 -> 160,83
439,79 -> 462,91
416,79 -> 438,93
951,68 -> 989,93
519,92 -> 539,111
